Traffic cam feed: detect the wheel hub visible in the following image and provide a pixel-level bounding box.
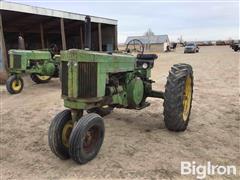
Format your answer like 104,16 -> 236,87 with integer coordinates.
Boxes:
183,76 -> 192,121
62,121 -> 73,147
83,126 -> 99,153
12,79 -> 22,91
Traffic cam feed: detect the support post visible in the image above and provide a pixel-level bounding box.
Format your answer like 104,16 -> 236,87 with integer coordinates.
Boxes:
0,12 -> 8,83
114,25 -> 118,50
40,23 -> 45,49
98,23 -> 102,52
80,25 -> 83,49
60,18 -> 66,50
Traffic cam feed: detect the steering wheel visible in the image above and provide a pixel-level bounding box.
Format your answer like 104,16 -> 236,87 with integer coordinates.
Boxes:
49,43 -> 59,56
126,39 -> 144,54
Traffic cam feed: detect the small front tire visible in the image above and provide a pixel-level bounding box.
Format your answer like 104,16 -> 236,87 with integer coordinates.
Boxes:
69,113 -> 105,164
48,110 -> 73,159
6,75 -> 24,94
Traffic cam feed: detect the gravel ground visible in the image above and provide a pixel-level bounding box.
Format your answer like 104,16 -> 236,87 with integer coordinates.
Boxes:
0,46 -> 239,179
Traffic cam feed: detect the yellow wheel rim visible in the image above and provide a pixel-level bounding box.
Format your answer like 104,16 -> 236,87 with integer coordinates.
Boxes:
62,121 -> 73,148
36,75 -> 50,81
183,76 -> 192,121
12,80 -> 22,91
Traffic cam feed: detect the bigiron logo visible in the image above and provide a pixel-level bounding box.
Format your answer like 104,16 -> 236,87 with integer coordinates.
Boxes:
181,161 -> 237,179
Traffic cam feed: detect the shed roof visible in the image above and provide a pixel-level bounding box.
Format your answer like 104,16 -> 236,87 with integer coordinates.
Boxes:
125,35 -> 169,44
0,1 -> 117,25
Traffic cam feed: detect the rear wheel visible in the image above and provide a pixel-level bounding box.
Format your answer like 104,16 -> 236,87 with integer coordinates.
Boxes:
48,110 -> 73,159
69,113 -> 105,164
87,106 -> 113,117
30,74 -> 51,84
163,63 -> 193,131
6,75 -> 24,94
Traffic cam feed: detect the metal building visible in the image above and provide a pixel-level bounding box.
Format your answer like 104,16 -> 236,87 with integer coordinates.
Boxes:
0,1 -> 118,82
125,35 -> 169,52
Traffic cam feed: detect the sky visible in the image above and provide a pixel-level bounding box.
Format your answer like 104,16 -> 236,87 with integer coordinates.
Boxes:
5,0 -> 240,43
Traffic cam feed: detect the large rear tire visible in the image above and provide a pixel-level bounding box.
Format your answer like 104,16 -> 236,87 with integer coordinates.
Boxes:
163,63 -> 193,131
30,74 -> 51,84
69,113 -> 105,164
48,110 -> 73,159
6,75 -> 24,94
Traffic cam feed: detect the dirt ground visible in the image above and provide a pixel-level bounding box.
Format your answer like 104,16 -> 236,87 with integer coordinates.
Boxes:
0,46 -> 239,179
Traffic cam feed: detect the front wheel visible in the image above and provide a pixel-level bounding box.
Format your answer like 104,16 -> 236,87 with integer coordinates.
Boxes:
6,75 -> 24,94
48,110 -> 73,159
69,113 -> 105,164
163,63 -> 194,131
30,74 -> 51,84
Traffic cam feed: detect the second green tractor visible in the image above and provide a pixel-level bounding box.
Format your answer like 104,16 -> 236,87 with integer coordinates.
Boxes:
6,48 -> 60,94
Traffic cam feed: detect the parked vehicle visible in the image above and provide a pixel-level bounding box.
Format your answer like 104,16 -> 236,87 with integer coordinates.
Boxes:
184,42 -> 199,53
230,41 -> 240,52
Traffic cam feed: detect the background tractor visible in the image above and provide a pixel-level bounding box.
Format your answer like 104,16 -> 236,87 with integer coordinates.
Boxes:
48,16 -> 194,164
6,47 -> 60,94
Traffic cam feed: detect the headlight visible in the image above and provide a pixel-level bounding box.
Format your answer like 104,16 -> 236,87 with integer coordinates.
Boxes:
142,63 -> 148,69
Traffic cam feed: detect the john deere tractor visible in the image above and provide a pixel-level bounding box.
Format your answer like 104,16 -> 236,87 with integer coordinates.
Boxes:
6,46 -> 60,94
48,16 -> 194,164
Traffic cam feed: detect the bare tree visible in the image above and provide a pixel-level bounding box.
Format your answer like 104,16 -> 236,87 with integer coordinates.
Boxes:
144,28 -> 154,50
144,28 -> 155,37
178,35 -> 185,46
178,35 -> 183,44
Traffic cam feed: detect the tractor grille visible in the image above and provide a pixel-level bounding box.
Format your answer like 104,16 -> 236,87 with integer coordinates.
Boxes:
12,55 -> 21,69
61,61 -> 68,96
78,62 -> 97,98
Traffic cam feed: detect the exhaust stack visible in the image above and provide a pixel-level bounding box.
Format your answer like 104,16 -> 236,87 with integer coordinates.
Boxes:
84,16 -> 91,50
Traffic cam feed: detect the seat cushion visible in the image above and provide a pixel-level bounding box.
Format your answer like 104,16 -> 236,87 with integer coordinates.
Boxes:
137,54 -> 158,60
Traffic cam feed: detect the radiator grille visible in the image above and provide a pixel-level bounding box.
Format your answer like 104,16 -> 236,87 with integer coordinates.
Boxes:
78,62 -> 97,98
13,55 -> 21,69
61,62 -> 68,96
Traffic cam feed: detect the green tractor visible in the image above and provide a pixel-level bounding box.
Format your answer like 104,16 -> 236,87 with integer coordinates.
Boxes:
6,47 -> 60,94
48,17 -> 194,164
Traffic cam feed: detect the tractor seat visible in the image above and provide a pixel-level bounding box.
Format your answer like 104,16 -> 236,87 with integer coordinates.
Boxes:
137,54 -> 158,60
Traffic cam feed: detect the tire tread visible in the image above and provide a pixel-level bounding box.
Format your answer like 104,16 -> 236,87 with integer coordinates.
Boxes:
163,63 -> 193,131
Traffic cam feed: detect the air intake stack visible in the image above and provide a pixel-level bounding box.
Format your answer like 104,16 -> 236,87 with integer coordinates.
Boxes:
84,16 -> 91,50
